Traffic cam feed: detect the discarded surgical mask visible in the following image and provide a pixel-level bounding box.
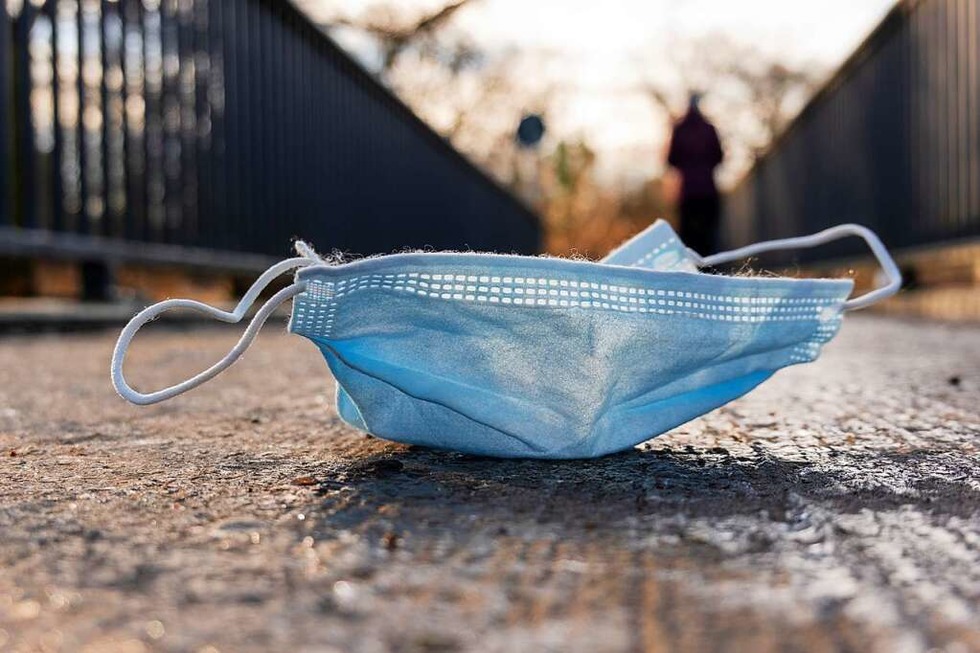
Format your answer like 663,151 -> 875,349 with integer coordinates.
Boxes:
111,222 -> 901,459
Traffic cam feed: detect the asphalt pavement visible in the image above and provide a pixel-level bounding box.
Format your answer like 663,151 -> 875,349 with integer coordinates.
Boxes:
0,315 -> 977,653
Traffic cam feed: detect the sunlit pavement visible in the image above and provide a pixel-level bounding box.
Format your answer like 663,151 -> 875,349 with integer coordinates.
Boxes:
0,316 -> 977,652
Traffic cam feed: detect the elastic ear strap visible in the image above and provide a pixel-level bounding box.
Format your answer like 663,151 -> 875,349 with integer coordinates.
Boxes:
695,224 -> 902,311
111,257 -> 311,405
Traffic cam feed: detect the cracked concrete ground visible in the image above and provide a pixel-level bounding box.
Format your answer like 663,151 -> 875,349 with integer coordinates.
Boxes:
0,316 -> 977,653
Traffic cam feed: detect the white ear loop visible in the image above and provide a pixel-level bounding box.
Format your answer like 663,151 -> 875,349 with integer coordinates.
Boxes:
691,224 -> 902,311
111,243 -> 320,405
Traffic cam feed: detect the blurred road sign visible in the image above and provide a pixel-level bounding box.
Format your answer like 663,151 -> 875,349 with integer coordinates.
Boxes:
516,114 -> 546,149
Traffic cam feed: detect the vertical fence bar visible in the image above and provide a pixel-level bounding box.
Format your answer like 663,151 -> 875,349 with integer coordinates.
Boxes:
177,0 -> 197,245
29,4 -> 51,230
899,13 -> 912,237
273,1 -> 285,246
226,0 -> 244,251
122,0 -> 145,241
238,0 -> 253,252
937,0 -> 949,238
249,0 -> 265,253
914,2 -> 927,242
100,0 -> 110,235
101,0 -> 120,236
45,0 -> 65,233
193,0 -> 209,243
103,0 -> 126,237
942,0 -> 954,235
13,1 -> 38,229
957,0 -> 971,233
269,1 -> 282,247
76,0 -> 90,235
160,0 -> 179,242
145,0 -> 164,240
285,8 -> 299,245
205,0 -> 223,250
967,1 -> 980,229
0,2 -> 11,228
299,18 -> 312,238
86,0 -> 106,234
279,4 -> 291,248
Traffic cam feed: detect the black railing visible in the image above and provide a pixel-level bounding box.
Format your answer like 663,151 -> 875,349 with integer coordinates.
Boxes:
725,0 -> 979,260
1,0 -> 541,274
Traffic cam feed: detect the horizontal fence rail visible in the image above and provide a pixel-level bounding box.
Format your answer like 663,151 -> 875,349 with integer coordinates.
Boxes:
0,0 -> 541,273
725,0 -> 979,261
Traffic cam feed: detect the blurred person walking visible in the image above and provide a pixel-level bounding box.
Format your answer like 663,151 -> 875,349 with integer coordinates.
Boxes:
667,93 -> 724,255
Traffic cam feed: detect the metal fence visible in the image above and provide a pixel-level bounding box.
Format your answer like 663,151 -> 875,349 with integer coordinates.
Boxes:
0,0 -> 541,275
725,0 -> 979,260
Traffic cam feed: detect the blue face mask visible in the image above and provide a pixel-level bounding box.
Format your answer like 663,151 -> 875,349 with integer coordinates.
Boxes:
112,222 -> 901,459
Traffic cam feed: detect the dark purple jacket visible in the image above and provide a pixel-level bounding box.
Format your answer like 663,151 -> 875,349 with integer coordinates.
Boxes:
667,109 -> 724,201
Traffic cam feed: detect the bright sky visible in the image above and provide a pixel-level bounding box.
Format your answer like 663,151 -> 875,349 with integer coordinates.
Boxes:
303,0 -> 898,184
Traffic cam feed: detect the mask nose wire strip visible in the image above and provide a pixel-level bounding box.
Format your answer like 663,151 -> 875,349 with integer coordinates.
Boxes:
690,223 -> 902,311
111,255 -> 315,405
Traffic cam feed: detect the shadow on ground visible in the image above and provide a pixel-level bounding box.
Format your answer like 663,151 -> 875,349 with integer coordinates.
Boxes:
304,442 -> 980,550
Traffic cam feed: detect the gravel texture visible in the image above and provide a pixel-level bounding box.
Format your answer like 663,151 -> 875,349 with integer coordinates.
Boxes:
0,315 -> 978,653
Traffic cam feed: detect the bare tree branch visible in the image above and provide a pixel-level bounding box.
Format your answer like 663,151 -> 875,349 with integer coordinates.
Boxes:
327,1 -> 475,77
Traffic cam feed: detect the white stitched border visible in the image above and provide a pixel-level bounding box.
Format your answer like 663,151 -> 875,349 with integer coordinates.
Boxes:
629,237 -> 676,267
788,320 -> 841,363
291,274 -> 845,373
292,274 -> 848,337
321,273 -> 841,305
291,280 -> 337,336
